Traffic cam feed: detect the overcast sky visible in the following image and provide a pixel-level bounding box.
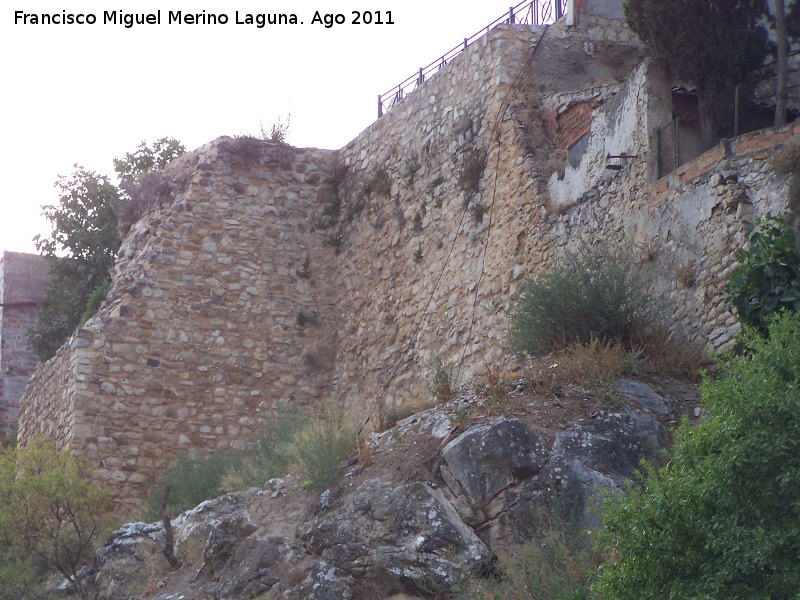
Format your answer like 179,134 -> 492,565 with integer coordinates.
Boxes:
0,0 -> 532,255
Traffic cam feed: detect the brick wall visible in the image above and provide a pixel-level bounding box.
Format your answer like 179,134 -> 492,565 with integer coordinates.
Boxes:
651,121 -> 800,202
557,101 -> 595,149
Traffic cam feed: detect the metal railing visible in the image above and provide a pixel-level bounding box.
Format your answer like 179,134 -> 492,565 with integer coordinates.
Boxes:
377,0 -> 569,117
655,117 -> 705,179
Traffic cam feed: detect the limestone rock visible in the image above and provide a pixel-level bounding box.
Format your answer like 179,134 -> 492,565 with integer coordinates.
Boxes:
441,418 -> 550,506
612,378 -> 672,415
297,478 -> 494,595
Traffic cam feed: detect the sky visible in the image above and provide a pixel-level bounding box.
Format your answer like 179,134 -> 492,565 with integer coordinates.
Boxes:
0,0 -> 525,255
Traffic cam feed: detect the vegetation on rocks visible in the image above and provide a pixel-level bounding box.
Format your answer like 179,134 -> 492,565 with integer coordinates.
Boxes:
0,437 -> 108,599
595,311 -> 800,599
726,213 -> 800,335
506,245 -> 658,355
145,408 -> 356,519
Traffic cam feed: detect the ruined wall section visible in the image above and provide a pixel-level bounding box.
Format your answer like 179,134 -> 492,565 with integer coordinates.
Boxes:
18,140 -> 341,513
542,68 -> 796,351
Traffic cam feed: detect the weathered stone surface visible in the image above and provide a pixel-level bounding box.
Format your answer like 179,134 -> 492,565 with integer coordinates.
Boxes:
612,378 -> 672,415
552,407 -> 668,481
297,478 -> 494,594
441,418 -> 550,506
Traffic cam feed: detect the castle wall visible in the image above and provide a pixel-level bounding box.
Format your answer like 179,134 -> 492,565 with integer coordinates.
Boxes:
0,252 -> 49,437
332,22 -> 647,414
15,16 -> 798,512
18,141 -> 341,514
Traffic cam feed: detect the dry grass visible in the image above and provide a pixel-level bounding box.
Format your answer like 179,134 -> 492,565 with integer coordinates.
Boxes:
476,361 -> 517,407
176,527 -> 206,565
376,397 -> 435,431
633,326 -> 710,382
522,339 -> 631,401
463,506 -> 601,600
357,433 -> 373,468
675,264 -> 696,288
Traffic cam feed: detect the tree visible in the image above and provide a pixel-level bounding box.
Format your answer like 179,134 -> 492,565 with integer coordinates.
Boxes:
113,137 -> 185,191
114,137 -> 185,233
29,138 -> 185,360
595,311 -> 800,599
624,0 -> 771,145
0,437 -> 108,598
30,168 -> 122,360
725,214 -> 800,336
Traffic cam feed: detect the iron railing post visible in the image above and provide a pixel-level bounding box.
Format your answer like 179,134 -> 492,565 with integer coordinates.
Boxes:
673,117 -> 680,169
656,127 -> 662,179
378,95 -> 383,118
509,7 -> 515,23
556,0 -> 564,19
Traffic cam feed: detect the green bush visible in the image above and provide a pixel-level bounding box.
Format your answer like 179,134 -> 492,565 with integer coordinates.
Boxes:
144,449 -> 243,520
429,352 -> 454,402
146,409 -> 354,517
0,437 -> 108,599
726,213 -> 800,336
79,278 -> 112,326
286,413 -> 356,489
506,246 -> 657,355
594,311 -> 800,599
220,408 -> 305,492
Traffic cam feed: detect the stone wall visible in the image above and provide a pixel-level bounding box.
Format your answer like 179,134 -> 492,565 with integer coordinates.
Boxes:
16,15 -> 799,512
332,21 -> 646,413
19,141 -> 342,514
0,251 -> 49,437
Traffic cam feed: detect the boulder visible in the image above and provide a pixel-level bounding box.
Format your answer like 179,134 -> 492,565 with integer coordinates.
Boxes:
440,418 -> 550,506
297,478 -> 494,596
612,379 -> 672,415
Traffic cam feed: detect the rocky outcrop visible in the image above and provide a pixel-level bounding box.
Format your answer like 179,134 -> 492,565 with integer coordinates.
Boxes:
80,391 -> 672,599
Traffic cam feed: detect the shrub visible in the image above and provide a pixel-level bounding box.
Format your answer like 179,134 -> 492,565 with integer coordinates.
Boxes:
726,213 -> 800,336
144,449 -> 243,520
429,352 -> 454,402
465,505 -> 601,600
506,245 -> 657,355
459,149 -> 487,196
260,114 -> 291,144
220,408 -> 305,492
0,437 -> 109,599
79,278 -> 112,326
118,170 -> 172,234
285,412 -> 356,489
594,311 -> 800,599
